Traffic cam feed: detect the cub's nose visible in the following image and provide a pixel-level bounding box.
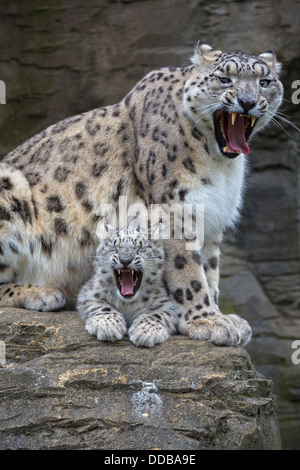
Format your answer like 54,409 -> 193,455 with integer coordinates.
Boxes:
119,254 -> 134,268
237,97 -> 256,113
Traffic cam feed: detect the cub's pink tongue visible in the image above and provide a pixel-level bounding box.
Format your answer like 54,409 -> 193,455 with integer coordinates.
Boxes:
121,270 -> 134,296
226,114 -> 250,155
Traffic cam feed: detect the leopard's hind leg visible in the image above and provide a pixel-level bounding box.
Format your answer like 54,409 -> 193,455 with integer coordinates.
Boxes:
0,283 -> 66,311
0,163 -> 66,311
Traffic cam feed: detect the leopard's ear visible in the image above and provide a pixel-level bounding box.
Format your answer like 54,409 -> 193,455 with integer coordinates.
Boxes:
258,50 -> 282,74
191,41 -> 222,67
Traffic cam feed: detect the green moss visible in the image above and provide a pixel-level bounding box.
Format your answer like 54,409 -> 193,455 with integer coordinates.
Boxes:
219,297 -> 237,315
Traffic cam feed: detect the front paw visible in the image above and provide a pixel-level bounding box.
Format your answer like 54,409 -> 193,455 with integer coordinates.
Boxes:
179,311 -> 251,347
128,315 -> 171,348
225,314 -> 252,346
85,312 -> 127,342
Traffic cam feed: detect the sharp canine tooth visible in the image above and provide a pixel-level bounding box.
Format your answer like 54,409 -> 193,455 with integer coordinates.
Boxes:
223,146 -> 228,153
251,116 -> 256,127
220,119 -> 225,138
231,112 -> 237,125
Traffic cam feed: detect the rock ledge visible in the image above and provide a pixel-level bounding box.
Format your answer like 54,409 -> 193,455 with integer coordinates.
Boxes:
0,308 -> 282,450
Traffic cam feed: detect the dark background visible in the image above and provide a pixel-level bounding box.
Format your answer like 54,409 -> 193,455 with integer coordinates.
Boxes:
0,0 -> 299,449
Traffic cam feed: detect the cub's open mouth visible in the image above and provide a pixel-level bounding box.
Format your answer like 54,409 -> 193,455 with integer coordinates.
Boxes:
214,110 -> 257,158
114,269 -> 143,298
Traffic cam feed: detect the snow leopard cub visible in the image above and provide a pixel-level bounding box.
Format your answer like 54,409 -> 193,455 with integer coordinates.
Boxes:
77,224 -> 178,347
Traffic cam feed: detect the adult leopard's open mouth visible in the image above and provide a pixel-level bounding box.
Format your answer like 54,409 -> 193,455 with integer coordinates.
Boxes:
214,110 -> 257,158
114,268 -> 143,298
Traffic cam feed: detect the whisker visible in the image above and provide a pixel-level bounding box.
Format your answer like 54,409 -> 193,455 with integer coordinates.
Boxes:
142,265 -> 156,276
265,111 -> 296,138
194,102 -> 219,112
271,111 -> 300,132
194,102 -> 220,118
276,110 -> 294,117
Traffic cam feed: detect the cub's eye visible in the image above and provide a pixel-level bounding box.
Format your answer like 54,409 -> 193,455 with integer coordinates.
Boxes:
260,79 -> 271,88
218,77 -> 231,85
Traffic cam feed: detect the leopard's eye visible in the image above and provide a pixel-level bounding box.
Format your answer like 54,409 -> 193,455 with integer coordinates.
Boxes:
260,79 -> 271,88
218,76 -> 231,85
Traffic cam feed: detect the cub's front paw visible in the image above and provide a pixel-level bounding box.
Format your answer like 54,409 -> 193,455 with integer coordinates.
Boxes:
179,311 -> 251,347
128,314 -> 171,348
24,288 -> 66,312
85,312 -> 127,342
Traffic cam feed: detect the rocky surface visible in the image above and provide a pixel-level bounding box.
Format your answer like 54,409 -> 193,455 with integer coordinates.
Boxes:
219,240 -> 300,450
0,0 -> 299,448
0,308 -> 281,450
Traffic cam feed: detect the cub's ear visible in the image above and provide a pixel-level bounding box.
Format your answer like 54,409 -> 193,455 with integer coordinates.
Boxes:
191,40 -> 222,67
258,50 -> 282,74
96,222 -> 116,241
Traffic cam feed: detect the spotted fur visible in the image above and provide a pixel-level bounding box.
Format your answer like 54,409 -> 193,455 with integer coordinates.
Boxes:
0,43 -> 283,345
77,225 -> 177,347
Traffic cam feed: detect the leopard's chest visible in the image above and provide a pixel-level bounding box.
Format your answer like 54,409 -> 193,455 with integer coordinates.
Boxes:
185,155 -> 246,239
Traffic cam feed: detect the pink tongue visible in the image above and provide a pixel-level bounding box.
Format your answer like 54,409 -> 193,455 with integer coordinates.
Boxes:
121,270 -> 134,296
226,114 -> 250,155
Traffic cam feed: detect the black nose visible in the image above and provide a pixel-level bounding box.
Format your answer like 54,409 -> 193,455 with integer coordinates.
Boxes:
237,97 -> 256,113
119,255 -> 134,268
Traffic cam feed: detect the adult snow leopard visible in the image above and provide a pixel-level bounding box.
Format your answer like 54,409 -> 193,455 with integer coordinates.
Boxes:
0,42 -> 283,345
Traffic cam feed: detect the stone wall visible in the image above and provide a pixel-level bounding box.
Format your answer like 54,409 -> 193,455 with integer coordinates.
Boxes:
0,0 -> 299,449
